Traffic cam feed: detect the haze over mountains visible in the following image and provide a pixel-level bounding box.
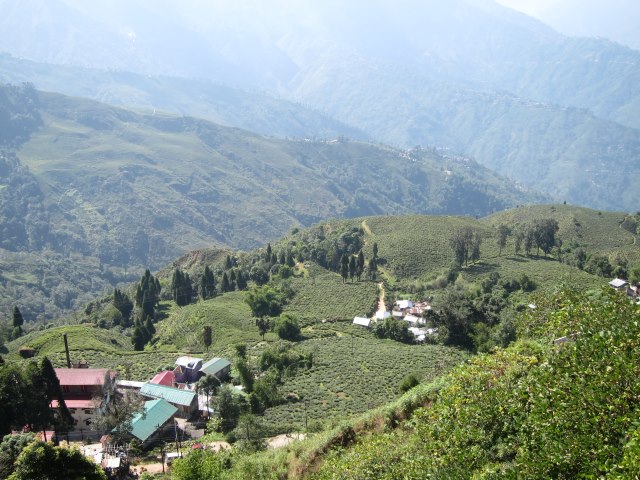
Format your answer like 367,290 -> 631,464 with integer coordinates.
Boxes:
0,0 -> 638,212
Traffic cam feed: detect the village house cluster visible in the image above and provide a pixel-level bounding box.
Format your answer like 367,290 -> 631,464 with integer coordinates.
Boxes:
50,354 -> 232,454
353,299 -> 437,342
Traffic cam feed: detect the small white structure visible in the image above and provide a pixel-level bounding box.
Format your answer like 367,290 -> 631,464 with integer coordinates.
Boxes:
408,327 -> 428,343
609,278 -> 629,289
396,300 -> 414,310
528,304 -> 537,310
403,314 -> 424,325
375,310 -> 391,320
392,310 -> 404,318
353,316 -> 371,328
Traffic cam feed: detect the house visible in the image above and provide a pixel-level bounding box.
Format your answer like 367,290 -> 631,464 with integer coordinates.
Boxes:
200,358 -> 231,380
139,383 -> 198,418
408,327 -> 427,343
375,310 -> 391,320
609,278 -> 629,289
116,380 -> 144,393
352,316 -> 371,328
403,315 -> 424,326
395,300 -> 414,311
129,399 -> 178,447
173,356 -> 203,383
151,370 -> 176,387
53,368 -> 116,434
392,310 -> 404,318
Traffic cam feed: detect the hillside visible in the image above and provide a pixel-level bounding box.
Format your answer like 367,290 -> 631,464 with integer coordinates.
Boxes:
0,85 -> 543,321
3,206 -> 637,478
0,54 -> 366,142
0,1 -> 639,212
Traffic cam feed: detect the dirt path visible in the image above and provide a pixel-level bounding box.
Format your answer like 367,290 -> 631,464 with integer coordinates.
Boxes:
361,219 -> 372,236
377,282 -> 385,312
267,433 -> 306,449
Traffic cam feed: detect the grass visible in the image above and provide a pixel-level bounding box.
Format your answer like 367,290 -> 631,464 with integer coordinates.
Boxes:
284,264 -> 379,325
260,328 -> 467,434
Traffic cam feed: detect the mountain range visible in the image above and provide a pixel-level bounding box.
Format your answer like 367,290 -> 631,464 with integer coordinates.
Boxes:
0,0 -> 638,211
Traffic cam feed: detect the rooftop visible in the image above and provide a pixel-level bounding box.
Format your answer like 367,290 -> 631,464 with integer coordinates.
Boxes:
54,368 -> 114,387
200,358 -> 231,377
140,382 -> 197,407
130,399 -> 178,442
175,356 -> 203,369
151,370 -> 175,387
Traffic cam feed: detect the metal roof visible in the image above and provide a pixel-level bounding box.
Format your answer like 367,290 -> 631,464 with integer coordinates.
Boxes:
151,370 -> 175,387
200,358 -> 231,376
175,356 -> 203,369
54,368 -> 113,386
130,399 -> 177,442
352,317 -> 371,327
140,383 -> 196,407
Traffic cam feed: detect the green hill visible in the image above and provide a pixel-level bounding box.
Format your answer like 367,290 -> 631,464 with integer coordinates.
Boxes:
0,85 -> 543,321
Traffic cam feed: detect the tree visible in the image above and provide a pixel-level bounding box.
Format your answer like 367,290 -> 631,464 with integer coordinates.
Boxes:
131,326 -> 146,351
215,386 -> 244,433
373,318 -> 413,344
203,326 -> 212,353
514,228 -> 524,254
196,376 -> 220,420
12,307 -> 23,329
256,318 -> 271,341
200,266 -> 216,300
0,433 -> 35,479
236,270 -> 247,290
91,386 -> 143,442
470,232 -> 482,264
348,255 -> 356,282
496,225 -> 510,256
532,218 -> 559,255
39,357 -> 73,435
221,272 -> 230,293
8,441 -> 107,480
340,254 -> 349,283
357,250 -> 365,281
245,285 -> 285,318
450,227 -> 481,267
236,358 -> 254,393
112,288 -> 133,320
372,242 -> 378,259
265,243 -> 272,262
368,257 -> 378,280
274,313 -> 301,341
171,268 -> 193,306
286,253 -> 295,268
0,364 -> 27,436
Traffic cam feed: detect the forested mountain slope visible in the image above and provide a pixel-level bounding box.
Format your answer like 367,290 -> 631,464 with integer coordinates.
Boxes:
0,85 -> 540,320
0,1 -> 639,211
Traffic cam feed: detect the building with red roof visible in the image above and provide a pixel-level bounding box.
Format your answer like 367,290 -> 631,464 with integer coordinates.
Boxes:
54,368 -> 116,438
150,370 -> 175,387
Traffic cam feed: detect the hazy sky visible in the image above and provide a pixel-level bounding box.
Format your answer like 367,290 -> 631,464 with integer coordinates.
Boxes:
496,0 -> 640,49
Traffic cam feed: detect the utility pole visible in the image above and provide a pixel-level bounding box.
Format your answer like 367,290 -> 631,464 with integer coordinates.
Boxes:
156,428 -> 165,475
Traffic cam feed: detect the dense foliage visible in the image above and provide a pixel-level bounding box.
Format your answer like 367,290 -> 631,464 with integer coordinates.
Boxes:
315,289 -> 640,479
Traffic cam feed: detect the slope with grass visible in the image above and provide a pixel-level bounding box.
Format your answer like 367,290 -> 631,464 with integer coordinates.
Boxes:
0,85 -> 543,321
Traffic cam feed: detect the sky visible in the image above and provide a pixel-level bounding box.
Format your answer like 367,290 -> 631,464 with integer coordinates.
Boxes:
496,0 -> 640,49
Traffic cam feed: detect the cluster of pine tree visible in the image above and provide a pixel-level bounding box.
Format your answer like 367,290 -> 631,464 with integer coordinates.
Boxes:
131,270 -> 160,350
339,250 -> 366,283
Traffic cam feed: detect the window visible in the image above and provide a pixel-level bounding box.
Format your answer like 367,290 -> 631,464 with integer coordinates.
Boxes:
69,408 -> 77,414
84,409 -> 93,414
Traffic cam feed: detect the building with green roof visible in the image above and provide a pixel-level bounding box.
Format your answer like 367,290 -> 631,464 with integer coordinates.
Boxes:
140,383 -> 198,417
130,399 -> 178,446
200,357 -> 231,380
